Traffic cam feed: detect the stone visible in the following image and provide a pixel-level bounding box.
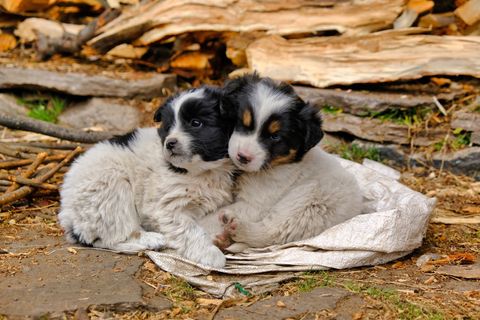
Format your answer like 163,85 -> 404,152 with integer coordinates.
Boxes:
451,111 -> 480,132
58,98 -> 141,132
0,93 -> 28,116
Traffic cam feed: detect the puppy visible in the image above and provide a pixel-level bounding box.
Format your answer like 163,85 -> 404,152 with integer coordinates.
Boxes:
215,74 -> 363,252
58,87 -> 235,267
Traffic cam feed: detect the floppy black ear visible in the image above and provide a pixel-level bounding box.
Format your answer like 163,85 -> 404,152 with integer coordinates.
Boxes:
223,72 -> 260,96
153,95 -> 174,122
299,103 -> 324,151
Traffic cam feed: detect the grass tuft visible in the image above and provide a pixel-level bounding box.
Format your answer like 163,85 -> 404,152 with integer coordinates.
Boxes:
339,143 -> 381,163
17,95 -> 66,123
295,271 -> 334,292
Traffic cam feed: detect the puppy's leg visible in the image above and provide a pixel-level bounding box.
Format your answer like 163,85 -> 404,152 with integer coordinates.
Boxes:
106,231 -> 166,253
151,209 -> 226,268
225,186 -> 335,248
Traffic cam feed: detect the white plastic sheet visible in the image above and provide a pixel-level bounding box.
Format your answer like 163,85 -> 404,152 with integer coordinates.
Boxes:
147,158 -> 436,297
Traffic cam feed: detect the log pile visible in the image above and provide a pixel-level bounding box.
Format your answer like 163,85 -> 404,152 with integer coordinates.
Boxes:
0,0 -> 479,182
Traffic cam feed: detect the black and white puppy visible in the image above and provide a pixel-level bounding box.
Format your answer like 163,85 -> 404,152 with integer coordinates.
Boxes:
215,74 -> 363,252
59,87 -> 235,267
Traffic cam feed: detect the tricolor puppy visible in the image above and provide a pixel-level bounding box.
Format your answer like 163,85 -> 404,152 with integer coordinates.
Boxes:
59,87 -> 235,268
215,74 -> 363,252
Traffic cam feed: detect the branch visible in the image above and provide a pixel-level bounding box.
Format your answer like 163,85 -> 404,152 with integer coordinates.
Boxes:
0,111 -> 114,143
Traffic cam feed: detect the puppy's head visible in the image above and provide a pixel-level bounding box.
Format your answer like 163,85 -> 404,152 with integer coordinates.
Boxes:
154,87 -> 235,173
224,74 -> 323,172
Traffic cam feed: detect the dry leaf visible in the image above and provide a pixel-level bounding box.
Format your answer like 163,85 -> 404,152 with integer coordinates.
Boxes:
196,298 -> 223,306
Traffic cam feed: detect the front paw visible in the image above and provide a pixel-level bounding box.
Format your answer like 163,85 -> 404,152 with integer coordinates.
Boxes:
196,245 -> 226,268
218,209 -> 238,237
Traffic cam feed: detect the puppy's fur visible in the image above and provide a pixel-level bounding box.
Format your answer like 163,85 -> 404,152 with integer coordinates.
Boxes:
59,87 -> 235,267
216,74 -> 363,252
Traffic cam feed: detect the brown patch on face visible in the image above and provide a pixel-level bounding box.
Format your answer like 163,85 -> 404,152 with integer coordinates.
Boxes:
242,110 -> 252,127
270,149 -> 297,166
268,120 -> 281,134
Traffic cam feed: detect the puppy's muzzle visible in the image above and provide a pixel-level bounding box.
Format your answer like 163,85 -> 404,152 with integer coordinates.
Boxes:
236,151 -> 253,164
165,137 -> 183,155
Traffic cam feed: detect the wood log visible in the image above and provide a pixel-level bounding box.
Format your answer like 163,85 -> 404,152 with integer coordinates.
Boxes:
246,34 -> 480,88
294,86 -> 455,116
89,0 -> 405,52
322,113 -> 446,146
0,66 -> 176,98
15,18 -> 83,43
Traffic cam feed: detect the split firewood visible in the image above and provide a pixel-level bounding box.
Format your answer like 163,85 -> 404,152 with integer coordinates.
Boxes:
455,0 -> 480,26
246,34 -> 480,88
0,66 -> 176,98
0,146 -> 82,206
450,111 -> 480,131
15,18 -> 84,43
35,8 -> 121,60
0,0 -> 56,13
0,32 -> 17,52
5,152 -> 47,193
89,0 -> 405,53
0,111 -> 115,144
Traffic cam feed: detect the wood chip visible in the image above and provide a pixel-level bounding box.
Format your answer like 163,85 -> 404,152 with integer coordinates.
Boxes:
276,300 -> 286,308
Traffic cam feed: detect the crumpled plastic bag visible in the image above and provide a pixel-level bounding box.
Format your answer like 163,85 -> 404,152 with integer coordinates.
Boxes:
147,158 -> 436,297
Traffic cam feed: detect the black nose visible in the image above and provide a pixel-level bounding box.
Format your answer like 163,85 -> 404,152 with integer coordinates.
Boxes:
237,152 -> 252,164
166,138 -> 178,150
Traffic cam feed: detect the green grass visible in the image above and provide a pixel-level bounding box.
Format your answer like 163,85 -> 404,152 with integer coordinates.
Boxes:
343,282 -> 445,320
434,129 -> 471,151
361,107 -> 431,127
322,105 -> 343,115
17,95 -> 66,123
339,143 -> 381,163
295,271 -> 334,292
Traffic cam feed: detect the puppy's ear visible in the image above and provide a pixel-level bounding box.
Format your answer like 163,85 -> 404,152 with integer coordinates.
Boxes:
153,96 -> 174,122
223,72 -> 260,96
299,103 -> 323,151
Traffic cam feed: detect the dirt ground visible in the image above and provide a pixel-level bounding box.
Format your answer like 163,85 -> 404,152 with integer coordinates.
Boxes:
1,160 -> 479,320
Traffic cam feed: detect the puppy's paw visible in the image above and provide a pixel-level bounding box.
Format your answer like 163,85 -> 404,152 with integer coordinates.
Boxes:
139,231 -> 166,250
213,231 -> 233,251
196,245 -> 226,268
226,242 -> 249,253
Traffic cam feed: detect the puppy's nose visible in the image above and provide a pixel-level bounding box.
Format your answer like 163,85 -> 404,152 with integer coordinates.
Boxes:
166,138 -> 178,150
237,152 -> 252,164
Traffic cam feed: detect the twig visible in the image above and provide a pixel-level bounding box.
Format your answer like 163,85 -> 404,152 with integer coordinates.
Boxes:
432,96 -> 448,116
0,147 -> 82,206
0,143 -> 32,159
5,152 -> 47,193
0,154 -> 67,169
12,142 -> 90,150
0,111 -> 114,143
0,175 -> 58,190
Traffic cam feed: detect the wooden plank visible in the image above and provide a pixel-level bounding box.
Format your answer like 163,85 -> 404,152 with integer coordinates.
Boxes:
89,0 -> 405,52
322,113 -> 446,146
246,35 -> 480,88
0,66 -> 176,98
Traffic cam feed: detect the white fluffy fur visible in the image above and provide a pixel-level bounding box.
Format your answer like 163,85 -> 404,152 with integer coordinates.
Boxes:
59,128 -> 234,267
219,147 -> 363,253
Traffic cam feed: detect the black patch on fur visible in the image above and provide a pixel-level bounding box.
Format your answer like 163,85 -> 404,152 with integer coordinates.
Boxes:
155,86 -> 237,163
225,73 -> 324,166
108,130 -> 138,148
168,163 -> 188,174
69,230 -> 95,247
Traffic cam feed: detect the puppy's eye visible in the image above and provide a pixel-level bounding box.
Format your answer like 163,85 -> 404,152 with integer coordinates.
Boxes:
190,119 -> 203,128
270,133 -> 281,141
